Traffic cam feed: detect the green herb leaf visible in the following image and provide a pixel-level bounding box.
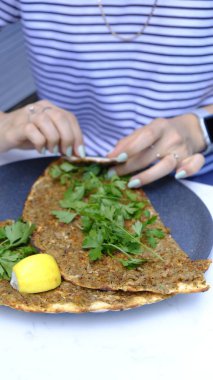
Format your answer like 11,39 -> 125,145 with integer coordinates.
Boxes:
146,215 -> 158,225
51,210 -> 77,224
60,173 -> 72,185
49,165 -> 62,178
143,209 -> 151,218
88,247 -> 102,261
82,230 -> 103,249
4,221 -> 35,246
146,236 -> 158,248
132,221 -> 143,237
0,251 -> 22,279
126,190 -> 138,201
113,178 -> 126,190
81,216 -> 93,232
0,227 -> 6,240
51,162 -> 165,269
83,164 -> 102,177
60,162 -> 76,173
146,228 -> 165,239
118,257 -> 147,270
0,221 -> 37,280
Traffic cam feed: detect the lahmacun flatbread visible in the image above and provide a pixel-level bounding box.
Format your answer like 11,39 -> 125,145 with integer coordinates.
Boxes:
22,160 -> 211,295
0,279 -> 170,313
0,220 -> 171,313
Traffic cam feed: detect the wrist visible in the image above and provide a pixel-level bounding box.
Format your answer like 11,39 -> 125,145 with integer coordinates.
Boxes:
202,104 -> 213,114
187,113 -> 207,152
0,111 -> 5,120
0,107 -> 31,152
180,113 -> 207,153
189,106 -> 213,155
0,113 -> 10,152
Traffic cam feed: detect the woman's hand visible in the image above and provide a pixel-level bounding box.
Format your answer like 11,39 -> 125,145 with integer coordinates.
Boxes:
0,99 -> 85,157
107,112 -> 207,187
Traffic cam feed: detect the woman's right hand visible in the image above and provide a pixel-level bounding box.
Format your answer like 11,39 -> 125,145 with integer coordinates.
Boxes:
0,99 -> 85,157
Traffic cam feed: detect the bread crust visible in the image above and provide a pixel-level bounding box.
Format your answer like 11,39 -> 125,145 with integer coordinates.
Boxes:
22,160 -> 211,295
0,280 -> 170,313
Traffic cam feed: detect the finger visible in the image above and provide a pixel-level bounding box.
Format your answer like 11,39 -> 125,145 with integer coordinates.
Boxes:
127,153 -> 178,188
62,111 -> 85,157
107,139 -> 187,178
24,123 -> 46,153
107,148 -> 153,178
29,101 -> 84,157
33,113 -> 60,153
108,120 -> 164,161
175,154 -> 205,179
46,109 -> 75,156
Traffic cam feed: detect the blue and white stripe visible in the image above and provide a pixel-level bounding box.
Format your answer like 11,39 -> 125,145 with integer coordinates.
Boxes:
1,0 -> 213,175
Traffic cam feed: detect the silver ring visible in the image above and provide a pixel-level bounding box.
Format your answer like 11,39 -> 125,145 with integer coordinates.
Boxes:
156,152 -> 161,159
27,104 -> 38,122
27,105 -> 53,122
41,106 -> 53,113
172,153 -> 179,161
28,104 -> 37,115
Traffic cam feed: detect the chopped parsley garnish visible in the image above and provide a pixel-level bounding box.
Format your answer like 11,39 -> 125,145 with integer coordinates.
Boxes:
50,162 -> 165,269
0,221 -> 37,280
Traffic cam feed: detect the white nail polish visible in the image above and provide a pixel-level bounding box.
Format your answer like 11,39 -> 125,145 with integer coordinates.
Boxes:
175,170 -> 187,180
106,168 -> 117,179
116,152 -> 128,163
128,178 -> 141,189
53,145 -> 59,155
40,147 -> 46,155
66,146 -> 72,157
78,145 -> 86,158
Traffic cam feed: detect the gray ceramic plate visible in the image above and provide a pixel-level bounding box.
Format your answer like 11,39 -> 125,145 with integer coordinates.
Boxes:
0,157 -> 212,259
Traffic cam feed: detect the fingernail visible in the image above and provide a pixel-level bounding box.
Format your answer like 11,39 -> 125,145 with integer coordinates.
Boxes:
40,147 -> 46,155
106,168 -> 117,179
53,145 -> 59,155
78,145 -> 86,158
116,152 -> 128,163
175,170 -> 187,180
128,178 -> 141,189
66,146 -> 72,157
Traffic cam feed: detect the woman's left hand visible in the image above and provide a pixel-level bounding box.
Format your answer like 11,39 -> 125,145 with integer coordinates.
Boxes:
107,112 -> 207,187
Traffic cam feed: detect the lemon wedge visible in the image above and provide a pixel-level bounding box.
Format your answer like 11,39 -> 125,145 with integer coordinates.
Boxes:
10,254 -> 61,293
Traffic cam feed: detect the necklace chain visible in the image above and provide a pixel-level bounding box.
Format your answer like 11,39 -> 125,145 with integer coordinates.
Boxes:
98,0 -> 158,42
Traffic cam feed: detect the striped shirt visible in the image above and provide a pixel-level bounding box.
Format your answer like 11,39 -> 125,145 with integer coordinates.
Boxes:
1,0 -> 213,175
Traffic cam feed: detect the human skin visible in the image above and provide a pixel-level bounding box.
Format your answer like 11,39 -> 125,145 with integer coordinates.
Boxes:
0,100 -> 213,184
108,104 -> 213,185
0,99 -> 85,158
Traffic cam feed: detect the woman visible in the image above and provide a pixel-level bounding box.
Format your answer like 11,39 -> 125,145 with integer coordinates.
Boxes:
0,0 -> 213,187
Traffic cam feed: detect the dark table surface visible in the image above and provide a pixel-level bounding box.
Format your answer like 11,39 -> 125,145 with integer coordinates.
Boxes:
191,171 -> 213,186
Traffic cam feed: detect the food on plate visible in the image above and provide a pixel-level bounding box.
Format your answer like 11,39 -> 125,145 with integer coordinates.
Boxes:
10,253 -> 61,293
23,160 -> 211,295
0,220 -> 37,280
0,218 -> 169,312
0,159 -> 211,313
63,156 -> 118,165
0,279 -> 170,313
